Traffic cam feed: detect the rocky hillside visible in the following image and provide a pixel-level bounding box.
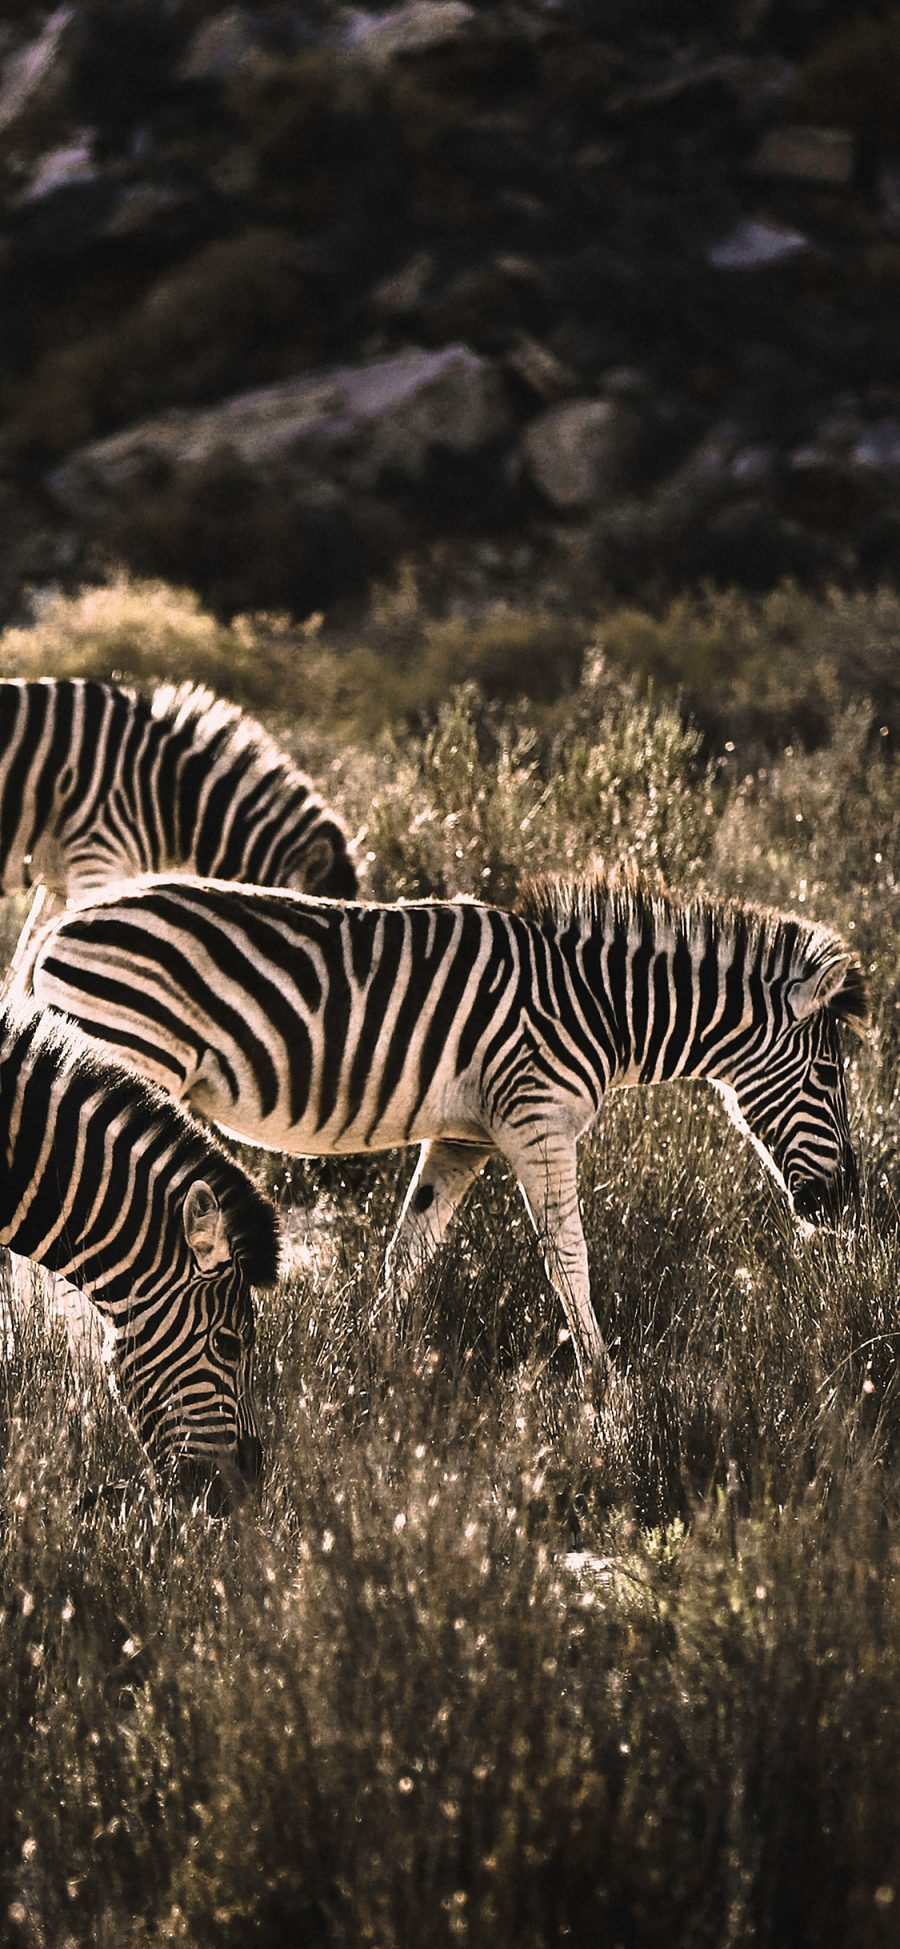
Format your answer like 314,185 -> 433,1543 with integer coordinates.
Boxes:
2,0 -> 900,619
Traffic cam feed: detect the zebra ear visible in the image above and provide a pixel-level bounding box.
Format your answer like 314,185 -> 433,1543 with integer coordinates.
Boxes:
300,835 -> 335,888
789,953 -> 854,1023
183,1180 -> 231,1271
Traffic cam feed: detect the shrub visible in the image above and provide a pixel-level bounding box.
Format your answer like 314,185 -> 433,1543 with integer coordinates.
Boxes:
10,230 -> 319,456
0,577 -> 258,697
710,703 -> 900,1031
100,447 -> 377,620
596,583 -> 900,751
365,666 -> 718,903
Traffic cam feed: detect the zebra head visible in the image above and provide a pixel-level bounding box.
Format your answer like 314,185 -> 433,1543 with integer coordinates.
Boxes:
113,1175 -> 280,1507
718,946 -> 867,1224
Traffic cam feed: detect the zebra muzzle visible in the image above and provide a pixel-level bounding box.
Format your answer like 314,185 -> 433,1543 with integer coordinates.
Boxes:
174,1438 -> 264,1514
792,1146 -> 860,1226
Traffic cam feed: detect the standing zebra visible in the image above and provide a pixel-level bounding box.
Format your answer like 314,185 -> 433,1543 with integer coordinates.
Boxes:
0,676 -> 356,977
0,1000 -> 279,1496
19,869 -> 867,1381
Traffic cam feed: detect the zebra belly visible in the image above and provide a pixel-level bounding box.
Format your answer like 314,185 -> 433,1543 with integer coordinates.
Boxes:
212,1107 -> 491,1159
200,1082 -> 491,1160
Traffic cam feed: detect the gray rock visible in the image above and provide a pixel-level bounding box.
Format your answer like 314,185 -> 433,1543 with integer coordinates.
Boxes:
728,445 -> 779,489
18,136 -> 96,204
521,398 -> 641,510
600,367 -> 653,403
178,9 -> 260,83
788,407 -> 862,478
13,173 -> 119,261
506,335 -> 576,402
342,4 -> 475,64
338,345 -> 508,486
102,183 -> 189,239
370,250 -> 436,318
586,421 -> 743,554
47,345 -> 509,513
852,421 -> 900,471
0,9 -> 76,139
707,218 -> 809,270
751,126 -> 854,187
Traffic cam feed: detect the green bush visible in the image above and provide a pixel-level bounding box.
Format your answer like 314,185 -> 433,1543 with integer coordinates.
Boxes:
0,1142 -> 899,1948
0,577 -> 260,698
709,703 -> 900,1026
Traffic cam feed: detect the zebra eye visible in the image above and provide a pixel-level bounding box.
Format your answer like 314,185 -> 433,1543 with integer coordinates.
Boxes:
812,1058 -> 840,1087
211,1327 -> 244,1365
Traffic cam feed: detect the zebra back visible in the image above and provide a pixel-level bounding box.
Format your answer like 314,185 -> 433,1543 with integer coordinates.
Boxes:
0,677 -> 356,899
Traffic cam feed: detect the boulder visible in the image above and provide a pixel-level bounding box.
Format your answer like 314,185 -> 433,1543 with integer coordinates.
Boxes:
505,335 -> 576,403
13,173 -> 120,261
750,125 -> 855,187
0,8 -> 77,142
707,218 -> 810,270
47,344 -> 509,514
521,397 -> 642,510
342,4 -> 475,66
17,136 -> 96,204
370,250 -> 435,319
852,420 -> 900,472
178,9 -> 261,83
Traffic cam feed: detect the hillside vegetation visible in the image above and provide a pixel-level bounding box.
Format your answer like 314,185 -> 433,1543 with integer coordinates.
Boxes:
5,2 -> 900,617
0,576 -> 898,1946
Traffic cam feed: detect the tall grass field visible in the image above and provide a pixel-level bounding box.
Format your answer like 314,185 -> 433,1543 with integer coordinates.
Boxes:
0,576 -> 898,1948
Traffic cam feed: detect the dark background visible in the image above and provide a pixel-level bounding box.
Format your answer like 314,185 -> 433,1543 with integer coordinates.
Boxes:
2,0 -> 900,621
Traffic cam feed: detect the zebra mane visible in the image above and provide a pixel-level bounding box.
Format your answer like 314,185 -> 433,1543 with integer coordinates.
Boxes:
517,866 -> 869,1033
3,1003 -> 282,1287
149,680 -> 322,804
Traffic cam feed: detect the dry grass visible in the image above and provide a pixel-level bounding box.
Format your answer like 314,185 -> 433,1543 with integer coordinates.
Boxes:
0,575 -> 897,1945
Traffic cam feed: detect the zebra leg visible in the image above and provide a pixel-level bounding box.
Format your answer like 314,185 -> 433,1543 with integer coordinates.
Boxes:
502,1134 -> 609,1383
384,1139 -> 492,1303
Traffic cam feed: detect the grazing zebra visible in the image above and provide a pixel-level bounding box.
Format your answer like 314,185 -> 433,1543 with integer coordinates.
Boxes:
0,676 -> 357,977
0,1000 -> 279,1496
20,870 -> 867,1380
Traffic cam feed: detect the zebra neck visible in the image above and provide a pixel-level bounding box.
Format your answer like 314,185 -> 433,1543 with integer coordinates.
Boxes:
581,920 -> 754,1089
0,1016 -> 154,1321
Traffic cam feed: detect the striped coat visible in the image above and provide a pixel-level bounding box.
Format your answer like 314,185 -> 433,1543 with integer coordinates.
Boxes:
22,870 -> 866,1379
0,676 -> 356,901
0,1001 -> 279,1496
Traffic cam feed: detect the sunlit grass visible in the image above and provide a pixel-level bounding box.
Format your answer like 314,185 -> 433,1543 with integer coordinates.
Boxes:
0,1062 -> 896,1946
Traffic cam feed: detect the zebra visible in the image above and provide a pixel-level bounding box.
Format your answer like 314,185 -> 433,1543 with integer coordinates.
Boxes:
0,676 -> 357,980
19,868 -> 867,1381
0,999 -> 279,1498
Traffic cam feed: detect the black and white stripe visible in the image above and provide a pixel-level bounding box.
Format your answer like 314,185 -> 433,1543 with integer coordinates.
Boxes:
22,870 -> 867,1378
0,677 -> 356,903
0,1002 -> 279,1490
